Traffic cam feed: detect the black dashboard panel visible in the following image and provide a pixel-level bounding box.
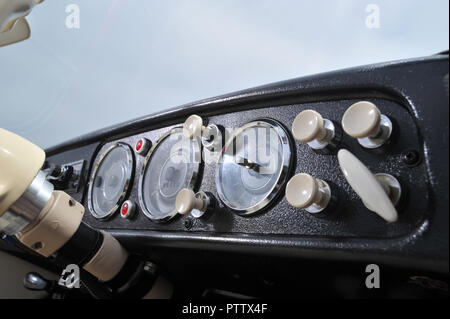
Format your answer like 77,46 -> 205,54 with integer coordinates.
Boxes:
45,54 -> 449,274
82,98 -> 427,238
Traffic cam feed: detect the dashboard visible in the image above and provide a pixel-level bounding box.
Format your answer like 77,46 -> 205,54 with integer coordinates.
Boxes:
38,53 -> 448,289
81,99 -> 426,237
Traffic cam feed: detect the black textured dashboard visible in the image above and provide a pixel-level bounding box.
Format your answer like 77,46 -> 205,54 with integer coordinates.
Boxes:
83,99 -> 426,238
45,54 -> 449,274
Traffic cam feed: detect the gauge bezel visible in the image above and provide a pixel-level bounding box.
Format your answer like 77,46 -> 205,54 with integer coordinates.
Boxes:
88,142 -> 135,220
138,127 -> 202,223
215,119 -> 293,216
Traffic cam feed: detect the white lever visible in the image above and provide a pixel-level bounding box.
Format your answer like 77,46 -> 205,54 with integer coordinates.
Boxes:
175,188 -> 212,218
341,101 -> 393,149
291,110 -> 336,150
337,149 -> 399,222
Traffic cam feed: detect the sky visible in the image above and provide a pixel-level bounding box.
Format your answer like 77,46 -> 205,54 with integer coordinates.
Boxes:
0,0 -> 449,148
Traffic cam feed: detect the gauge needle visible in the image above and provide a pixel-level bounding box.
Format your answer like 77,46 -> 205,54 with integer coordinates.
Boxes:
235,156 -> 261,173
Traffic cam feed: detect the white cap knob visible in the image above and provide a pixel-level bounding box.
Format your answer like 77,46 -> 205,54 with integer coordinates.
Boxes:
337,149 -> 398,222
183,115 -> 204,139
175,188 -> 205,215
285,173 -> 331,213
292,110 -> 327,143
342,101 -> 381,138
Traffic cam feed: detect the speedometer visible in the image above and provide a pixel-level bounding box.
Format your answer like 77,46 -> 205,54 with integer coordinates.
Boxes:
88,143 -> 134,219
139,127 -> 201,222
216,119 -> 293,215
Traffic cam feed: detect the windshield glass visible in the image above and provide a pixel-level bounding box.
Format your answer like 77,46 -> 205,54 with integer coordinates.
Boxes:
0,0 -> 448,148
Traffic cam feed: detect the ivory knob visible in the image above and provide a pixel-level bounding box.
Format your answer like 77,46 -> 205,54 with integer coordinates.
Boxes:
175,188 -> 205,215
183,115 -> 204,139
342,101 -> 381,139
285,173 -> 331,213
292,110 -> 327,143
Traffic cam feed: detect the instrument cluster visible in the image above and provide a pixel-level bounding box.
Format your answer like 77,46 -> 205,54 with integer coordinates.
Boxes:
88,118 -> 294,222
83,98 -> 428,238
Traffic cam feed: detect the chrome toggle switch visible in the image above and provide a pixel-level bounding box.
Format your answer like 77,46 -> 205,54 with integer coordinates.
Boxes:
338,149 -> 401,222
183,114 -> 223,152
342,101 -> 393,149
285,173 -> 332,214
201,124 -> 223,152
291,110 -> 339,151
175,188 -> 215,218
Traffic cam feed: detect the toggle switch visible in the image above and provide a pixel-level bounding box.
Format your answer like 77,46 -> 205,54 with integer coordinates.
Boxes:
337,149 -> 401,222
285,173 -> 332,214
175,188 -> 215,218
120,200 -> 136,219
184,114 -> 224,152
292,110 -> 338,151
342,101 -> 393,149
201,124 -> 223,152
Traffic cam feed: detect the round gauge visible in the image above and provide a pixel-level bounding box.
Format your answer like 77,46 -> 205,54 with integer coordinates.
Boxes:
216,119 -> 293,215
88,143 -> 134,219
139,127 -> 201,222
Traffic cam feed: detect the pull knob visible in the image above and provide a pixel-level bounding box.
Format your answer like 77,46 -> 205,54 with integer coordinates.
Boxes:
292,110 -> 337,150
175,188 -> 214,218
183,115 -> 204,139
337,149 -> 400,222
183,115 -> 213,139
285,173 -> 332,213
342,101 -> 393,149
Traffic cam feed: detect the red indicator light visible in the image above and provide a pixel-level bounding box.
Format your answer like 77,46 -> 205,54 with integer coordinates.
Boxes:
136,140 -> 143,151
121,203 -> 129,215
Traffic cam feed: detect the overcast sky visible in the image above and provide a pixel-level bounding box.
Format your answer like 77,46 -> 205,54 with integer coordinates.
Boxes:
0,0 -> 448,148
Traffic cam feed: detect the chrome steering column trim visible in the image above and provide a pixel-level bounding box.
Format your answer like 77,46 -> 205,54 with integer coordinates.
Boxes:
0,170 -> 53,235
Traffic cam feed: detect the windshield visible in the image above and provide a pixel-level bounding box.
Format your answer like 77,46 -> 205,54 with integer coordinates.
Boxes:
0,0 -> 448,149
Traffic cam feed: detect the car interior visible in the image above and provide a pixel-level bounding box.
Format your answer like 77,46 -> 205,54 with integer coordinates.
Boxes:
0,0 -> 448,301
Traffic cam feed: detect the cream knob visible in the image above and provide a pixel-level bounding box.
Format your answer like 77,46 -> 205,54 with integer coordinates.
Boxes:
291,110 -> 337,150
175,189 -> 205,215
337,149 -> 399,222
342,101 -> 393,148
342,101 -> 381,138
285,173 -> 331,213
292,110 -> 327,143
183,115 -> 211,139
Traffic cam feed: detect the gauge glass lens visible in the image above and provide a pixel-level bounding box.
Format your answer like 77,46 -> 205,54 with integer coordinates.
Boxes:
89,144 -> 134,219
140,128 -> 201,221
216,120 -> 291,215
